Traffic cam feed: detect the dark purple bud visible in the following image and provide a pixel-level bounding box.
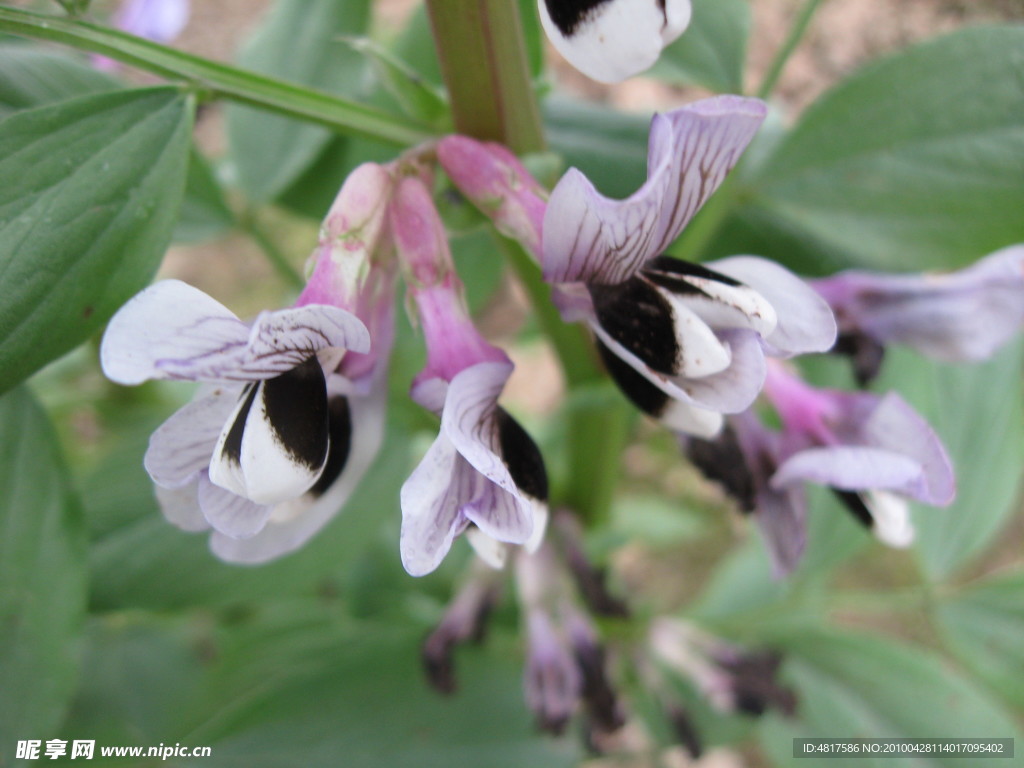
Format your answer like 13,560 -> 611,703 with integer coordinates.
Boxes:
566,612 -> 625,734
666,704 -> 703,759
716,649 -> 797,718
554,512 -> 629,618
422,576 -> 500,695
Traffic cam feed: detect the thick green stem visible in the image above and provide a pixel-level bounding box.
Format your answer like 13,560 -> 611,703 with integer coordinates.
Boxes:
425,0 -> 545,154
0,6 -> 431,147
756,0 -> 828,99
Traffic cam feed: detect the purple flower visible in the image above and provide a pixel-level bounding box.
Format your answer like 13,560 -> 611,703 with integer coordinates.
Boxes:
541,97 -> 836,436
813,245 -> 1024,381
689,362 -> 955,575
392,177 -> 549,576
537,0 -> 692,83
100,163 -> 395,563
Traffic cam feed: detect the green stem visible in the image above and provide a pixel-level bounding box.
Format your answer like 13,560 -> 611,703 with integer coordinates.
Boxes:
670,172 -> 740,262
756,0 -> 828,99
0,6 -> 432,147
425,0 -> 545,154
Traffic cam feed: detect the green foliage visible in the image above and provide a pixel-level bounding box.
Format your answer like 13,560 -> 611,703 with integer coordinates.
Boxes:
761,628 -> 1022,767
226,0 -> 373,202
650,0 -> 751,93
0,87 -> 192,393
0,387 -> 87,762
0,42 -> 118,116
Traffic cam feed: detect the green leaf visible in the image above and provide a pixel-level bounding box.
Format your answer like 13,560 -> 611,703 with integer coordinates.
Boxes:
86,423 -> 412,612
761,628 -> 1023,768
874,342 -> 1024,582
174,149 -> 234,244
744,25 -> 1024,273
0,42 -> 119,117
937,570 -> 1024,711
0,87 -> 193,393
185,617 -> 579,768
343,37 -> 448,126
226,0 -> 372,202
545,98 -> 650,199
0,387 -> 87,760
649,0 -> 750,93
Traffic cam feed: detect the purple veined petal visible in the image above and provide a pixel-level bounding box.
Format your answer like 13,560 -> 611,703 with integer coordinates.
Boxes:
400,434 -> 475,577
550,282 -> 595,323
771,445 -> 927,497
211,380 -> 387,563
440,362 -> 523,500
542,118 -> 675,285
208,358 -> 330,506
231,305 -> 370,379
461,477 -> 534,547
649,97 -> 768,255
857,392 -> 955,505
708,256 -> 837,355
673,329 -> 766,413
154,480 -> 209,533
115,0 -> 190,43
537,0 -> 691,84
755,484 -> 807,578
862,490 -> 915,548
100,280 -> 249,385
197,474 -> 272,539
144,386 -> 241,488
410,376 -> 449,415
466,527 -> 510,570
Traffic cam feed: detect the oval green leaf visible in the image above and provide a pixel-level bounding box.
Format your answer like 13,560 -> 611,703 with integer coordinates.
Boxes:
0,86 -> 193,393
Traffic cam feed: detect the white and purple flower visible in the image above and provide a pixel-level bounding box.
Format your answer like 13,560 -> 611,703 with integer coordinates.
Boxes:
813,245 -> 1024,383
540,97 -> 836,436
392,176 -> 550,576
686,361 -> 956,575
537,0 -> 692,83
101,162 -> 395,563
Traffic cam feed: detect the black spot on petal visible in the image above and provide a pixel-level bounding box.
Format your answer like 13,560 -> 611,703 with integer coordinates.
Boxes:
833,489 -> 874,529
596,339 -> 671,419
642,255 -> 744,297
685,427 -> 757,513
590,277 -> 680,374
543,0 -> 614,35
262,356 -> 329,472
309,395 -> 352,497
496,408 -> 548,501
221,383 -> 258,467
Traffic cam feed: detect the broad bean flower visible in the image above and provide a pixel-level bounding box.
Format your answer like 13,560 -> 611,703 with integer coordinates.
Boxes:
101,163 -> 395,562
392,176 -> 549,576
537,0 -> 692,83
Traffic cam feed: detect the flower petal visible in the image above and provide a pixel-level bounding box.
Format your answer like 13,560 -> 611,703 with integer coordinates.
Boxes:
466,527 -> 510,570
144,387 -> 240,488
673,329 -> 766,413
197,475 -> 272,539
100,279 -> 249,385
708,256 -> 837,355
208,358 -> 330,505
538,0 -> 691,83
154,480 -> 208,532
755,485 -> 807,578
863,490 -> 915,548
211,382 -> 387,563
771,445 -> 925,496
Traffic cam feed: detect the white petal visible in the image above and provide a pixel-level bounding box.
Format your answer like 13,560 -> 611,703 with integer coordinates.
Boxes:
709,256 -> 837,355
862,490 -> 915,548
660,399 -> 724,437
144,387 -> 240,488
538,0 -> 691,83
211,381 -> 387,564
525,499 -> 550,553
198,475 -> 272,539
673,329 -> 766,413
154,480 -> 209,532
466,528 -> 510,570
208,360 -> 330,506
658,274 -> 777,339
772,446 -> 924,495
233,305 -> 371,379
400,434 -> 474,577
100,280 -> 248,385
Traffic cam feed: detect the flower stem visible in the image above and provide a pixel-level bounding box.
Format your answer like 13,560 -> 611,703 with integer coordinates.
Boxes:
0,6 -> 432,147
425,0 -> 545,154
756,0 -> 828,99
